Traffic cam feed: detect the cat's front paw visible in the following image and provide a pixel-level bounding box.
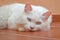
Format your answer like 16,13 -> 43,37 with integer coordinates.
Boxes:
18,27 -> 25,32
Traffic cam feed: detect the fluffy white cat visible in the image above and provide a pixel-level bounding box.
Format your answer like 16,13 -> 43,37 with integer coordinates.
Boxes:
0,3 -> 52,31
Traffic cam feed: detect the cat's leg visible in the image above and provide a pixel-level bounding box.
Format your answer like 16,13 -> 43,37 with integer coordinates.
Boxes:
16,24 -> 26,32
8,24 -> 17,30
8,16 -> 18,30
8,20 -> 17,30
18,27 -> 25,32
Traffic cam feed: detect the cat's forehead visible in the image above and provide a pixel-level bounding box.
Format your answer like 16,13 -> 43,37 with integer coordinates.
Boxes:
27,12 -> 42,21
28,10 -> 42,18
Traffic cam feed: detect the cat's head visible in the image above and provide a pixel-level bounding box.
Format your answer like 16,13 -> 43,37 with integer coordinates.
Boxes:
24,3 -> 51,31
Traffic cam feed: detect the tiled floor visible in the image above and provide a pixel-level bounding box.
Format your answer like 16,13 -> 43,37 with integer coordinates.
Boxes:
0,22 -> 60,40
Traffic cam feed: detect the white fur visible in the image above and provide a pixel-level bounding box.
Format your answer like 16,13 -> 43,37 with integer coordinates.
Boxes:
0,3 -> 52,31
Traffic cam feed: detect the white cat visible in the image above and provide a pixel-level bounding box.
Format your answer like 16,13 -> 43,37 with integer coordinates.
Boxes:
0,3 -> 52,31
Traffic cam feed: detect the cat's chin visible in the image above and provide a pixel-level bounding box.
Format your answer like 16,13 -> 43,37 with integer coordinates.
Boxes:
18,28 -> 40,32
30,29 -> 40,32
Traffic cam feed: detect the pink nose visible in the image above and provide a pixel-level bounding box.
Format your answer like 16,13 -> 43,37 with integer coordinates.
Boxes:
30,27 -> 34,29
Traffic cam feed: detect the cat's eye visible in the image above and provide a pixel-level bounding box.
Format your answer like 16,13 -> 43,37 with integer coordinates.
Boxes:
36,22 -> 41,24
27,18 -> 31,22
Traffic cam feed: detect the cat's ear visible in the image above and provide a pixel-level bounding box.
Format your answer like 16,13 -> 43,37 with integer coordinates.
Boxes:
42,11 -> 51,21
24,3 -> 32,12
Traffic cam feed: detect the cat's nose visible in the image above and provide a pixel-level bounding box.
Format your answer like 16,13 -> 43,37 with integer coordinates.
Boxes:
30,27 -> 34,29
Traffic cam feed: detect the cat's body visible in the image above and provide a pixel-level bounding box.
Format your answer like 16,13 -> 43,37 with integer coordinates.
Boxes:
0,3 -> 52,31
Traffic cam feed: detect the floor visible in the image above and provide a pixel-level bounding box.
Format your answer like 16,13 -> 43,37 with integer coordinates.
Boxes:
0,22 -> 60,40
